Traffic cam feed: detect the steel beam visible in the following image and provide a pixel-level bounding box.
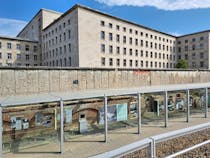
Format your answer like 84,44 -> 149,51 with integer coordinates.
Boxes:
60,99 -> 64,154
186,89 -> 190,122
164,91 -> 168,127
137,93 -> 141,134
104,95 -> 108,142
0,106 -> 2,158
205,88 -> 208,118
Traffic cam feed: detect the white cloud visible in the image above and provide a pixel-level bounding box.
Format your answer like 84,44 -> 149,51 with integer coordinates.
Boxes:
95,0 -> 210,10
169,32 -> 182,36
0,18 -> 27,37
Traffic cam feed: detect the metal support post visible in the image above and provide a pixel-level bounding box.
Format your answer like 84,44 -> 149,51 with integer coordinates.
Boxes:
60,99 -> 64,154
205,88 -> 208,118
150,138 -> 156,158
0,106 -> 2,158
164,91 -> 168,127
186,89 -> 190,122
137,93 -> 141,134
104,95 -> 108,143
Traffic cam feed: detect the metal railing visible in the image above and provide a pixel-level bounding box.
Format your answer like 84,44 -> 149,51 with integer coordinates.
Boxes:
92,122 -> 210,158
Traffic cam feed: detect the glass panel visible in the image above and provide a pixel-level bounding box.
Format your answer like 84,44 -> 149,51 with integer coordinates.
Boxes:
3,103 -> 60,156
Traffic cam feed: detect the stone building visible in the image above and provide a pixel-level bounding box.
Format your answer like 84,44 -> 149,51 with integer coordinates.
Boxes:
0,4 -> 209,69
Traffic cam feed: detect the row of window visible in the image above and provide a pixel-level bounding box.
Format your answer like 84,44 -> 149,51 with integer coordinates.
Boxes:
177,37 -> 205,44
0,42 -> 37,52
178,43 -> 204,52
43,30 -> 71,49
43,19 -> 71,39
178,52 -> 205,60
0,52 -> 37,61
101,44 -> 176,61
101,57 -> 175,68
43,43 -> 71,60
100,32 -> 175,52
43,57 -> 72,67
100,20 -> 175,44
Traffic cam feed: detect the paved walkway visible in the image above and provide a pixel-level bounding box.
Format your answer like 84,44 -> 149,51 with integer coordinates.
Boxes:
4,114 -> 210,158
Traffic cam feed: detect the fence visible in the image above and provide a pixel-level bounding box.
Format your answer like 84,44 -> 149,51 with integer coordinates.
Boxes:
92,122 -> 210,158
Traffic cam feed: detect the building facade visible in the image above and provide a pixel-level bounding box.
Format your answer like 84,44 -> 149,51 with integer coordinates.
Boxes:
0,36 -> 38,66
0,4 -> 209,69
177,31 -> 210,69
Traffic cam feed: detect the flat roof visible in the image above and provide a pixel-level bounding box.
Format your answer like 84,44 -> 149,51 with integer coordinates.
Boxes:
0,35 -> 38,43
43,4 -> 175,38
177,30 -> 210,38
17,8 -> 62,37
0,82 -> 210,107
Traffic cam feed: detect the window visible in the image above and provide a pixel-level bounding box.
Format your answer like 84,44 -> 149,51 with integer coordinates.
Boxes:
141,50 -> 143,57
200,52 -> 204,58
68,19 -> 71,25
63,22 -> 66,28
192,45 -> 196,50
109,58 -> 113,66
135,30 -> 138,35
64,45 -> 67,53
135,60 -> 138,67
68,43 -> 71,53
26,54 -> 29,60
123,36 -> 126,44
200,36 -> 204,41
34,46 -> 38,52
146,41 -> 148,47
0,52 -> 2,59
185,46 -> 188,51
116,59 -> 120,66
129,37 -> 132,45
123,27 -> 126,32
101,21 -> 105,26
135,39 -> 138,46
116,25 -> 120,30
200,43 -> 204,49
185,54 -> 188,60
185,40 -> 188,43
63,32 -> 66,41
101,31 -> 105,40
123,48 -> 126,55
0,42 -> 1,48
141,40 -> 143,47
25,45 -> 29,51
101,57 -> 105,66
109,33 -> 113,41
17,54 -> 21,60
34,55 -> 37,61
7,53 -> 12,59
109,45 -> 113,54
7,43 -> 11,49
192,38 -> 196,42
135,50 -> 138,56
116,47 -> 120,54
68,30 -> 71,39
109,23 -> 112,28
129,29 -> 132,34
123,59 -> 126,67
16,44 -> 21,50
129,49 -> 132,56
101,44 -> 105,53
200,61 -> 204,68
116,34 -> 120,42
141,61 -> 143,67
129,60 -> 133,67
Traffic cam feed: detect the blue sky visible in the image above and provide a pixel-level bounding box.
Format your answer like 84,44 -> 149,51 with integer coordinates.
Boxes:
1,0 -> 210,36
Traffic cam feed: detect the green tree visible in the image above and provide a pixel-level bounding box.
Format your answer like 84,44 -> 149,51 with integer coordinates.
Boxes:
176,59 -> 189,69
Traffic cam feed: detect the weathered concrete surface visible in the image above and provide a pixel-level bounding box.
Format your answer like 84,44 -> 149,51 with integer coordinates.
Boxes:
1,68 -> 210,96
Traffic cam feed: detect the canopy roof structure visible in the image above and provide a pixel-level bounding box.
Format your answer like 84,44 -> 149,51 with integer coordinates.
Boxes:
1,82 -> 210,107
